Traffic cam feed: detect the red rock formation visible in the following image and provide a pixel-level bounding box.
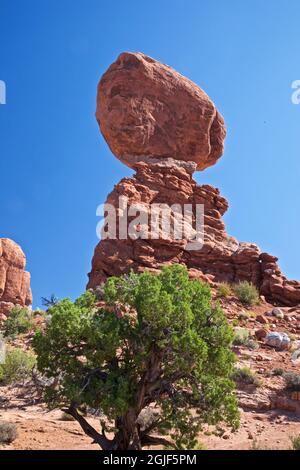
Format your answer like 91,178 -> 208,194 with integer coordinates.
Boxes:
89,52 -> 300,307
96,52 -> 226,171
0,238 -> 32,317
88,161 -> 300,306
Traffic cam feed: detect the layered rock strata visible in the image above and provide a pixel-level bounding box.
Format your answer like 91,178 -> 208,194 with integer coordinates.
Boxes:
88,161 -> 300,306
0,238 -> 32,317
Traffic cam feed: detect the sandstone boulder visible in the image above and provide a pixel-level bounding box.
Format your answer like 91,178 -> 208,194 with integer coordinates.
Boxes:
96,52 -> 226,171
255,329 -> 268,340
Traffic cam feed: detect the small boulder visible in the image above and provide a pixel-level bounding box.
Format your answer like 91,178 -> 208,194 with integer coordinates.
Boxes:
265,332 -> 290,350
257,314 -> 269,325
291,349 -> 300,365
291,391 -> 300,401
272,308 -> 284,319
255,328 -> 268,340
291,340 -> 300,352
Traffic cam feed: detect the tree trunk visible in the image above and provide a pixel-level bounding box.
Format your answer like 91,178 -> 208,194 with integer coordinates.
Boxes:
114,409 -> 142,450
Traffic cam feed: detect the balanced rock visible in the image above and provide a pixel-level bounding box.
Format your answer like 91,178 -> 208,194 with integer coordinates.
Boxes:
89,53 -> 300,307
96,52 -> 226,171
0,238 -> 32,316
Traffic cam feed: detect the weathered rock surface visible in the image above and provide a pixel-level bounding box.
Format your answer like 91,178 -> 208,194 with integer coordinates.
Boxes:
88,161 -> 300,306
96,52 -> 226,171
0,238 -> 32,316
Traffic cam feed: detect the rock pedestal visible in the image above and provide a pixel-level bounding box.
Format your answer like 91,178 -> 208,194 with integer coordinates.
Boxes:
88,160 -> 300,306
0,238 -> 32,317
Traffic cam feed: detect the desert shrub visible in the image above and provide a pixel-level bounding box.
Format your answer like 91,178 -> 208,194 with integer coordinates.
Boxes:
233,282 -> 259,307
34,264 -> 239,450
238,311 -> 250,321
231,367 -> 260,386
248,311 -> 257,318
283,372 -> 300,392
251,439 -> 272,450
290,434 -> 300,450
0,347 -> 36,385
2,307 -> 35,338
238,311 -> 256,322
273,368 -> 284,377
233,327 -> 249,345
217,283 -> 232,298
192,442 -> 207,450
0,422 -> 17,444
60,412 -> 75,422
246,339 -> 259,351
233,328 -> 258,350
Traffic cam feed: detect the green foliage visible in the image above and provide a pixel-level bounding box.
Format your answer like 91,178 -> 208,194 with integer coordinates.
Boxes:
248,311 -> 257,318
233,282 -> 259,307
251,439 -> 272,450
60,412 -> 75,421
0,347 -> 36,385
33,265 -> 239,450
0,422 -> 17,444
273,368 -> 284,377
290,434 -> 300,450
2,307 -> 35,338
217,283 -> 232,298
190,441 -> 207,450
283,371 -> 300,392
246,339 -> 259,351
238,311 -> 250,321
233,328 -> 258,350
233,327 -> 249,345
231,367 -> 260,387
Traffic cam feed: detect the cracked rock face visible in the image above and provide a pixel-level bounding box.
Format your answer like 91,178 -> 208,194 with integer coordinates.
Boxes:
96,52 -> 226,171
87,162 -> 300,306
0,238 -> 32,317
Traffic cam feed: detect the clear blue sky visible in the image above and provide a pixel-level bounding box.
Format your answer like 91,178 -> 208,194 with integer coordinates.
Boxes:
0,0 -> 299,307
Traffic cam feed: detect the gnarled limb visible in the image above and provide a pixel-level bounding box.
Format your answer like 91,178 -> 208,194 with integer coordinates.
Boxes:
62,405 -> 114,450
141,434 -> 174,448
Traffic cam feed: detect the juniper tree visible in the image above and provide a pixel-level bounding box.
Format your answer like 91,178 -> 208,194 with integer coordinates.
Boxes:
33,265 -> 239,450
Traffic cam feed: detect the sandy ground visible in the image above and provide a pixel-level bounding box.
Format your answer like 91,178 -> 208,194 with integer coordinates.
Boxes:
0,390 -> 299,450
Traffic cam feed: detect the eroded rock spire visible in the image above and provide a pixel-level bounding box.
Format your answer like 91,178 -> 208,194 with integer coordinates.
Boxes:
89,52 -> 300,307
